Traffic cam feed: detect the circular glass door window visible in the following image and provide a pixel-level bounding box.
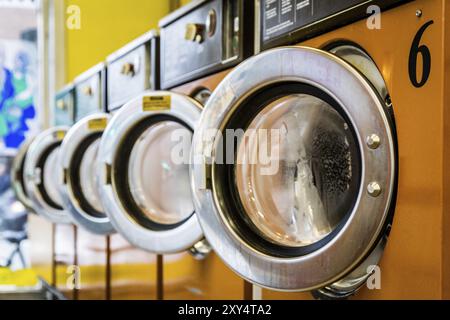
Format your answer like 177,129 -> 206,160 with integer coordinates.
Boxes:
42,146 -> 64,209
235,94 -> 359,248
78,138 -> 103,214
118,118 -> 194,229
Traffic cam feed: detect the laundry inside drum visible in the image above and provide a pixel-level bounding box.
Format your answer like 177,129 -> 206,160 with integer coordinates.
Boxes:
79,138 -> 104,214
235,94 -> 361,248
128,120 -> 194,226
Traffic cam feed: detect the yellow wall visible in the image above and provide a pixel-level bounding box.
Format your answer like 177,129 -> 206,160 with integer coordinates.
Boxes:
64,0 -> 173,81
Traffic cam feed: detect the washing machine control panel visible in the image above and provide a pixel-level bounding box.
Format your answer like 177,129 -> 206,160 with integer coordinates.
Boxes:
259,0 -> 411,50
74,63 -> 106,121
54,84 -> 75,126
106,31 -> 159,112
160,0 -> 254,89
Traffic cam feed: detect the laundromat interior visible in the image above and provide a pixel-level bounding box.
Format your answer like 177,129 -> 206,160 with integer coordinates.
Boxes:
2,0 -> 450,302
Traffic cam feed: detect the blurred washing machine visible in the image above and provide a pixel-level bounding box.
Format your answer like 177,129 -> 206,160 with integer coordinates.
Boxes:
96,0 -> 254,300
59,113 -> 114,237
12,83 -> 75,214
191,0 -> 450,300
52,84 -> 78,299
54,63 -> 110,300
11,137 -> 37,214
21,85 -> 77,298
103,30 -> 161,300
23,128 -> 71,225
11,84 -> 77,297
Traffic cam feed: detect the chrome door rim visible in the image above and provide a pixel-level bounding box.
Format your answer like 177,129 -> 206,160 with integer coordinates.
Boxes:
24,127 -> 72,224
59,113 -> 115,235
190,46 -> 396,291
11,137 -> 36,212
98,91 -> 204,253
312,43 -> 397,298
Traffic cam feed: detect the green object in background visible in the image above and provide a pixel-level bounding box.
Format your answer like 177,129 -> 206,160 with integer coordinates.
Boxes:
0,116 -> 8,137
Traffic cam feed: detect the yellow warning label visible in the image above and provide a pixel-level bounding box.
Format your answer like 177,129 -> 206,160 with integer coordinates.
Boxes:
56,130 -> 66,140
88,118 -> 108,131
143,95 -> 171,111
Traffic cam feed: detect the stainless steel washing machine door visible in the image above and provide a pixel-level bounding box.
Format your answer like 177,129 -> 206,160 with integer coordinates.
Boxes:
97,91 -> 204,254
59,113 -> 115,235
190,46 -> 397,295
11,137 -> 36,213
24,127 -> 72,224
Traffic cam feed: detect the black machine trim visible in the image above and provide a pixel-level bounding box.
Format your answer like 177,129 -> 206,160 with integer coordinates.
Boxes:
68,133 -> 106,218
260,0 -> 414,51
36,142 -> 64,211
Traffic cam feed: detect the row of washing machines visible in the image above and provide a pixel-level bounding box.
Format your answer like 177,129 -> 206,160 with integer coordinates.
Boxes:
9,0 -> 450,299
